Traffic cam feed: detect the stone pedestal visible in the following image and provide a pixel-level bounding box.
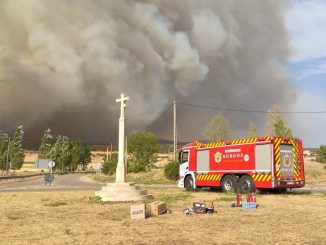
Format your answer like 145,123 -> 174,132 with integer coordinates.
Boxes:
95,182 -> 152,202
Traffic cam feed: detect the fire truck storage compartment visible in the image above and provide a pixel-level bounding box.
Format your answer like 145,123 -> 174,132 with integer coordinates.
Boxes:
196,150 -> 209,172
255,144 -> 272,172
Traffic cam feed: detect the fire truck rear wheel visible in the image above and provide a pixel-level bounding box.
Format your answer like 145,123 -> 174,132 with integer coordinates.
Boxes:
221,175 -> 236,193
184,176 -> 194,191
239,175 -> 254,194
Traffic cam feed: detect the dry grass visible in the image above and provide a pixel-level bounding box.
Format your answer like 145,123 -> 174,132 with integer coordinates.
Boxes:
0,189 -> 325,244
90,168 -> 176,185
304,160 -> 326,185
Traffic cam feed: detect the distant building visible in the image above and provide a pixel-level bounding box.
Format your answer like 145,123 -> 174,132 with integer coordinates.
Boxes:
303,150 -> 317,161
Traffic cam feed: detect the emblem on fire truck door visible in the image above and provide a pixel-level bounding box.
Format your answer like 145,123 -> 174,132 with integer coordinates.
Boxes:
284,154 -> 291,167
214,151 -> 222,163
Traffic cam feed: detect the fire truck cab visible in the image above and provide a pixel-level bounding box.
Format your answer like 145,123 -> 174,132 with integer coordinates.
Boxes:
178,136 -> 305,193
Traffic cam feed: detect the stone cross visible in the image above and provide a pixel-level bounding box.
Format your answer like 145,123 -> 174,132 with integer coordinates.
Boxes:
115,93 -> 130,182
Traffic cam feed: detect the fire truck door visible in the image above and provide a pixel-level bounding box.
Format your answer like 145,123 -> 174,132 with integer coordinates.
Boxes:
179,150 -> 189,178
280,144 -> 294,179
196,150 -> 209,173
255,144 -> 272,172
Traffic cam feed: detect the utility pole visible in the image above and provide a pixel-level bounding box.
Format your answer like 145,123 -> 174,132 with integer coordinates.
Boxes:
110,143 -> 112,161
125,136 -> 128,174
6,138 -> 10,175
173,100 -> 177,161
106,145 -> 109,162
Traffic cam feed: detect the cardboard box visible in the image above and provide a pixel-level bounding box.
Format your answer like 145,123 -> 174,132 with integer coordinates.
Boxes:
130,204 -> 146,219
150,201 -> 167,215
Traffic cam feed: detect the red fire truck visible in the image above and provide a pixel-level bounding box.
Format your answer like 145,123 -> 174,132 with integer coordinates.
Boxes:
178,136 -> 305,193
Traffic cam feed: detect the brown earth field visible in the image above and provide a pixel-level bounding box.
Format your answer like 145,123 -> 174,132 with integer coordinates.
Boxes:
0,189 -> 325,245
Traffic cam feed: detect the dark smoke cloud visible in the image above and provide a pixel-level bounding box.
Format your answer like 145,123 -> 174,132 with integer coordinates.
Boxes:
0,0 -> 294,144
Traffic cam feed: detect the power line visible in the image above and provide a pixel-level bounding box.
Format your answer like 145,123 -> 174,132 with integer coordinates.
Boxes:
178,102 -> 326,114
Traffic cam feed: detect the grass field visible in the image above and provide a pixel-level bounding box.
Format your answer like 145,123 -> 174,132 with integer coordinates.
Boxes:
304,160 -> 326,185
0,189 -> 325,244
90,168 -> 177,185
90,160 -> 326,187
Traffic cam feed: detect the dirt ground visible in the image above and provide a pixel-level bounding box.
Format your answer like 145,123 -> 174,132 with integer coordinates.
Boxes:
0,189 -> 325,245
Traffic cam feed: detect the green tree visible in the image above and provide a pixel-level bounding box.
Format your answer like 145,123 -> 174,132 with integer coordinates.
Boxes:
38,129 -> 53,159
266,105 -> 292,137
248,122 -> 257,138
164,161 -> 179,180
0,131 -> 9,170
205,113 -> 230,141
266,104 -> 281,135
49,136 -> 72,173
127,131 -> 159,172
9,125 -> 25,170
316,145 -> 326,163
70,139 -> 91,171
273,115 -> 293,137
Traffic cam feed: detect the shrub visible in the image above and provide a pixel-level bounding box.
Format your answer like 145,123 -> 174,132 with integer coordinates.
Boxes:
102,153 -> 118,175
128,162 -> 146,173
102,160 -> 117,175
317,145 -> 326,163
164,161 -> 179,180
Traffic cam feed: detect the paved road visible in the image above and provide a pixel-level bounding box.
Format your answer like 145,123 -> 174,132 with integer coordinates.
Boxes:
0,174 -> 104,192
0,174 -> 325,193
294,183 -> 326,193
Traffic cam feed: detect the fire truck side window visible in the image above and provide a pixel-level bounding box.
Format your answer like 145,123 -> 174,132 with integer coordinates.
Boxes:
181,151 -> 189,164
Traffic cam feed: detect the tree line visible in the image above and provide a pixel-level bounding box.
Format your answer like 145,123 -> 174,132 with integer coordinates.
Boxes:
38,129 -> 91,172
0,125 -> 24,171
205,104 -> 293,141
0,127 -> 91,173
1,103 -> 325,176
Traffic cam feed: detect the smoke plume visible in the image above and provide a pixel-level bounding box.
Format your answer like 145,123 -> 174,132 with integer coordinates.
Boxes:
0,0 -> 294,144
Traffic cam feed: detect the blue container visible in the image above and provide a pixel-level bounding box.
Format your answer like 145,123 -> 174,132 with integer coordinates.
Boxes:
242,202 -> 257,209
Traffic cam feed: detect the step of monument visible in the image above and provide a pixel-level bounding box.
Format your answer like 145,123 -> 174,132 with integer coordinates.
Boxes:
101,182 -> 140,192
96,192 -> 152,202
101,185 -> 141,192
98,189 -> 148,197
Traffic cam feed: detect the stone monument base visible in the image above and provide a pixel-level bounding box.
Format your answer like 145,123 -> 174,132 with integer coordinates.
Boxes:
95,182 -> 152,202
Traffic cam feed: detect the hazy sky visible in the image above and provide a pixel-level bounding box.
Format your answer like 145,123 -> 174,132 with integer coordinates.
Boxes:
0,0 -> 325,148
286,0 -> 326,147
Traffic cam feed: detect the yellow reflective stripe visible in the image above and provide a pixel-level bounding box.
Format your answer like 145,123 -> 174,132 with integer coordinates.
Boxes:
262,174 -> 268,181
266,175 -> 272,181
258,175 -> 264,181
254,174 -> 259,181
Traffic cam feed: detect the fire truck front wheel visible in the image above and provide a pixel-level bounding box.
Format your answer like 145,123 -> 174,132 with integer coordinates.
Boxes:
184,176 -> 195,191
221,175 -> 236,193
239,175 -> 254,194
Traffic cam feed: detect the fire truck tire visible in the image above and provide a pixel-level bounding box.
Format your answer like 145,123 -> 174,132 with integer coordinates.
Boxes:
239,175 -> 254,194
221,175 -> 236,193
184,176 -> 195,191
